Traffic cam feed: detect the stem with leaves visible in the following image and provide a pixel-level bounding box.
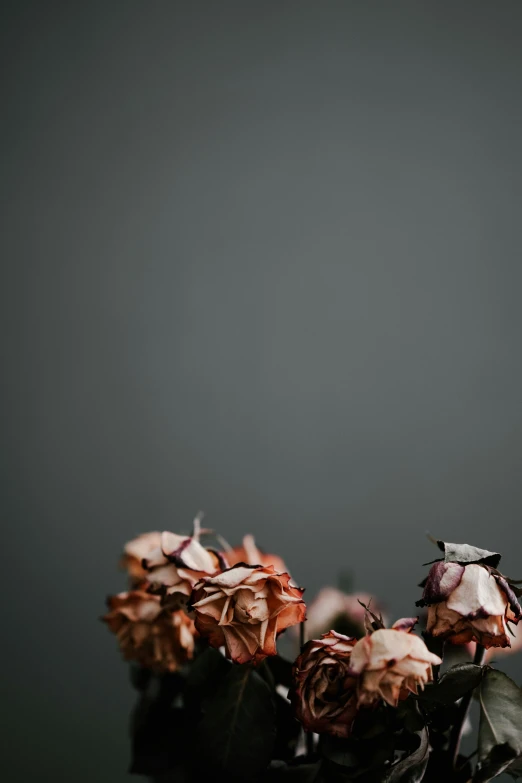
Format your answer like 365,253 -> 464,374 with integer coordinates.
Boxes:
448,643 -> 486,768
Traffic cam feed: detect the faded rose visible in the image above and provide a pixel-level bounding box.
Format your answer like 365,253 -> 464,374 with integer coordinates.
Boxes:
121,531 -> 162,583
305,588 -> 387,640
291,631 -> 358,738
143,530 -> 225,609
349,621 -> 442,707
420,561 -> 521,648
190,564 -> 306,664
103,590 -> 196,672
226,534 -> 288,574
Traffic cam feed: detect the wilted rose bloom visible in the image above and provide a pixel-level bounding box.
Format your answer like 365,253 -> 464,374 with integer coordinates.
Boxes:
143,530 -> 225,608
103,590 -> 196,672
421,562 -> 521,648
226,534 -> 288,574
305,588 -> 387,640
121,531 -> 162,583
190,564 -> 306,664
349,621 -> 442,707
291,631 -> 358,738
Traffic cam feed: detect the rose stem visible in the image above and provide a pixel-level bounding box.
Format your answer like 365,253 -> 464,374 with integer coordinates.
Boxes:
299,621 -> 314,758
448,643 -> 486,769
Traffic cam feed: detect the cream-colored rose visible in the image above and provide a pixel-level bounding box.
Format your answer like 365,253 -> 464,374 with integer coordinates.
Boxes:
291,631 -> 358,738
143,530 -> 224,609
121,531 -> 162,583
422,562 -> 521,648
226,535 -> 288,575
103,590 -> 196,672
190,564 -> 306,664
349,623 -> 442,707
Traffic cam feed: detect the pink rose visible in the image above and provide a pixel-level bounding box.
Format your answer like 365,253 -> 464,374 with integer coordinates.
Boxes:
291,631 -> 358,738
190,564 -> 306,664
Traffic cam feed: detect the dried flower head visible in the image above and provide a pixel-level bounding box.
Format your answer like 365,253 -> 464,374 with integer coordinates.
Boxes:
143,524 -> 225,609
305,587 -> 387,640
418,544 -> 521,648
190,564 -> 306,664
121,531 -> 162,583
349,621 -> 442,707
103,590 -> 196,672
226,534 -> 288,574
291,631 -> 358,738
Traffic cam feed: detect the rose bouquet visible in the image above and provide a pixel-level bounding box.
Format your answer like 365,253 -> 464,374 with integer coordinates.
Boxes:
103,520 -> 522,782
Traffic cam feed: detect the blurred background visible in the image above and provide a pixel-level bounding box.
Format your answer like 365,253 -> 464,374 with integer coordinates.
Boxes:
3,1 -> 522,780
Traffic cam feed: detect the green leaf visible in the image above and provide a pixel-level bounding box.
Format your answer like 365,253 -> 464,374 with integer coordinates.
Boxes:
436,541 -> 501,568
196,664 -> 277,780
383,728 -> 429,783
184,646 -> 230,709
321,733 -> 395,780
475,669 -> 522,782
321,736 -> 359,770
263,760 -> 321,781
265,654 -> 294,688
418,663 -> 485,704
273,693 -> 301,761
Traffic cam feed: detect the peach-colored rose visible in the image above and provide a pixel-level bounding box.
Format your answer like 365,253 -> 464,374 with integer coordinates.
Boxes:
121,531 -> 162,583
349,622 -> 442,707
143,530 -> 225,609
291,631 -> 358,738
103,590 -> 196,672
420,562 -> 521,648
226,534 -> 288,574
305,588 -> 387,640
190,564 -> 306,664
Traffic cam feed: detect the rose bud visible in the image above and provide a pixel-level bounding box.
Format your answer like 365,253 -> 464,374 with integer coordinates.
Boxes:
121,531 -> 162,583
143,529 -> 225,609
305,588 -> 387,640
226,534 -> 288,574
349,621 -> 442,707
103,590 -> 196,672
290,631 -> 358,738
420,561 -> 521,648
190,564 -> 306,664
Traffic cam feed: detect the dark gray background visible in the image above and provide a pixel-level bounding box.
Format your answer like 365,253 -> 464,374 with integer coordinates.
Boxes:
3,2 -> 522,780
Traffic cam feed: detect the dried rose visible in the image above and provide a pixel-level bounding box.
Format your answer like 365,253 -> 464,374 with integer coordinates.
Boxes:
486,622 -> 522,661
291,631 -> 358,738
103,590 -> 196,672
226,534 -> 288,574
143,529 -> 225,609
305,587 -> 387,640
420,561 -> 521,648
349,621 -> 442,707
121,531 -> 162,583
190,564 -> 306,664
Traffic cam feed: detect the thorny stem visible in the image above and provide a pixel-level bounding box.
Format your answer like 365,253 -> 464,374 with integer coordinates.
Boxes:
448,644 -> 486,769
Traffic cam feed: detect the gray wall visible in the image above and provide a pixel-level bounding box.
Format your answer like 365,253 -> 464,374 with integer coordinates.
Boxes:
3,2 -> 522,780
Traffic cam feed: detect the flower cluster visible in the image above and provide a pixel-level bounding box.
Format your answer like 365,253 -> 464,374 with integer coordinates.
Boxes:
102,530 -> 522,783
104,518 -> 305,668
